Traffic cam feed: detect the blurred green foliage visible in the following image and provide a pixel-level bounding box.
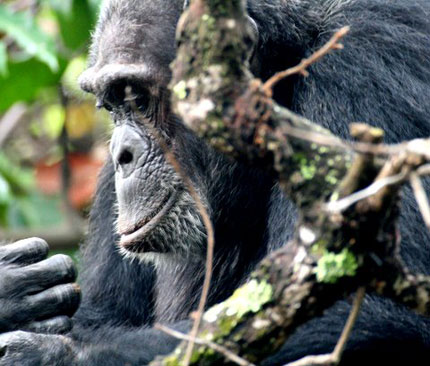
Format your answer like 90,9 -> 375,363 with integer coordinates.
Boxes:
0,0 -> 102,111
0,5 -> 58,73
0,152 -> 63,229
0,0 -> 104,231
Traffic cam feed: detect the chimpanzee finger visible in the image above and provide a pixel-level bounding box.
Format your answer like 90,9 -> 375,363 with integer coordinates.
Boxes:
26,283 -> 81,319
16,255 -> 77,293
0,238 -> 49,265
23,316 -> 73,335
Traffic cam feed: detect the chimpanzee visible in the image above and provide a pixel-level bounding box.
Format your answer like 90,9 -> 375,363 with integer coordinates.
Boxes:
1,0 -> 430,365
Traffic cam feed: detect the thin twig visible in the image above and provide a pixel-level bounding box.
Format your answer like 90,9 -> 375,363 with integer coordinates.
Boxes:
285,354 -> 333,366
125,88 -> 215,366
263,26 -> 350,93
326,172 -> 407,213
417,164 -> 430,177
332,287 -> 366,360
284,287 -> 366,366
410,172 -> 430,232
272,121 -> 405,159
155,324 -> 256,366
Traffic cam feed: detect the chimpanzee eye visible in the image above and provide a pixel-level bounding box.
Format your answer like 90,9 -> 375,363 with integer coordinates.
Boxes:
105,81 -> 128,109
116,82 -> 151,114
101,80 -> 152,116
135,92 -> 150,113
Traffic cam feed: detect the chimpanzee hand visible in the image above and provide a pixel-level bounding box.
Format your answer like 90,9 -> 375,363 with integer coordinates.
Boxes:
0,238 -> 81,335
0,331 -> 77,366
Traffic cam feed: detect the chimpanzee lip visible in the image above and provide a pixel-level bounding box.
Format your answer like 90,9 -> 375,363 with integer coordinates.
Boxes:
119,192 -> 178,249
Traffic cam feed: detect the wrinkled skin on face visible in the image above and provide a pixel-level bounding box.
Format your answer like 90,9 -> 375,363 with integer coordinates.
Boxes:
108,114 -> 207,261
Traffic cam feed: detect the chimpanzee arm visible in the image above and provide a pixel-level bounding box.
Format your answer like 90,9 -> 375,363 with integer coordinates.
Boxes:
0,321 -> 189,366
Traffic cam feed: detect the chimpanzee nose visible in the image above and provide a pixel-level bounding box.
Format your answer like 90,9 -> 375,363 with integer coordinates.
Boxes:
110,125 -> 147,178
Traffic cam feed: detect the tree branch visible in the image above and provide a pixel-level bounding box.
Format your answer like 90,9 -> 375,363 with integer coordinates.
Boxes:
149,0 -> 430,365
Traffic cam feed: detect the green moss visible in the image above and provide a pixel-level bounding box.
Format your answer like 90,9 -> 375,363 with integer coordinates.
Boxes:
301,163 -> 317,180
311,238 -> 329,255
207,116 -> 225,131
227,279 -> 273,315
325,170 -> 338,185
202,14 -> 216,27
329,191 -> 340,202
204,279 -> 273,336
293,153 -> 317,180
314,249 -> 358,284
172,80 -> 187,100
164,355 -> 181,366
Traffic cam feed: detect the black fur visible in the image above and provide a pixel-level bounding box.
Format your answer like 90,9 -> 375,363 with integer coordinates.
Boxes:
1,0 -> 430,365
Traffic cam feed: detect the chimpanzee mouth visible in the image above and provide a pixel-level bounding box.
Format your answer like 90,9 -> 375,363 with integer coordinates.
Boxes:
118,192 -> 178,251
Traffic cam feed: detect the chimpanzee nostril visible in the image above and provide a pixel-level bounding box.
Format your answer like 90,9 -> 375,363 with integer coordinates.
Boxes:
110,125 -> 150,178
118,149 -> 134,166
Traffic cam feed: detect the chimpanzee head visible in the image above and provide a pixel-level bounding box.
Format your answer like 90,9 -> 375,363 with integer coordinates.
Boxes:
78,0 -> 265,267
79,0 -> 209,263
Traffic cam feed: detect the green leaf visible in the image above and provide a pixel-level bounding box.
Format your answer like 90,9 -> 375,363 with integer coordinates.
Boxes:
62,55 -> 88,95
0,175 -> 12,204
0,4 -> 58,71
0,153 -> 34,195
48,0 -> 94,51
0,57 -> 66,111
0,41 -> 7,76
46,0 -> 73,14
42,104 -> 65,138
88,0 -> 103,19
